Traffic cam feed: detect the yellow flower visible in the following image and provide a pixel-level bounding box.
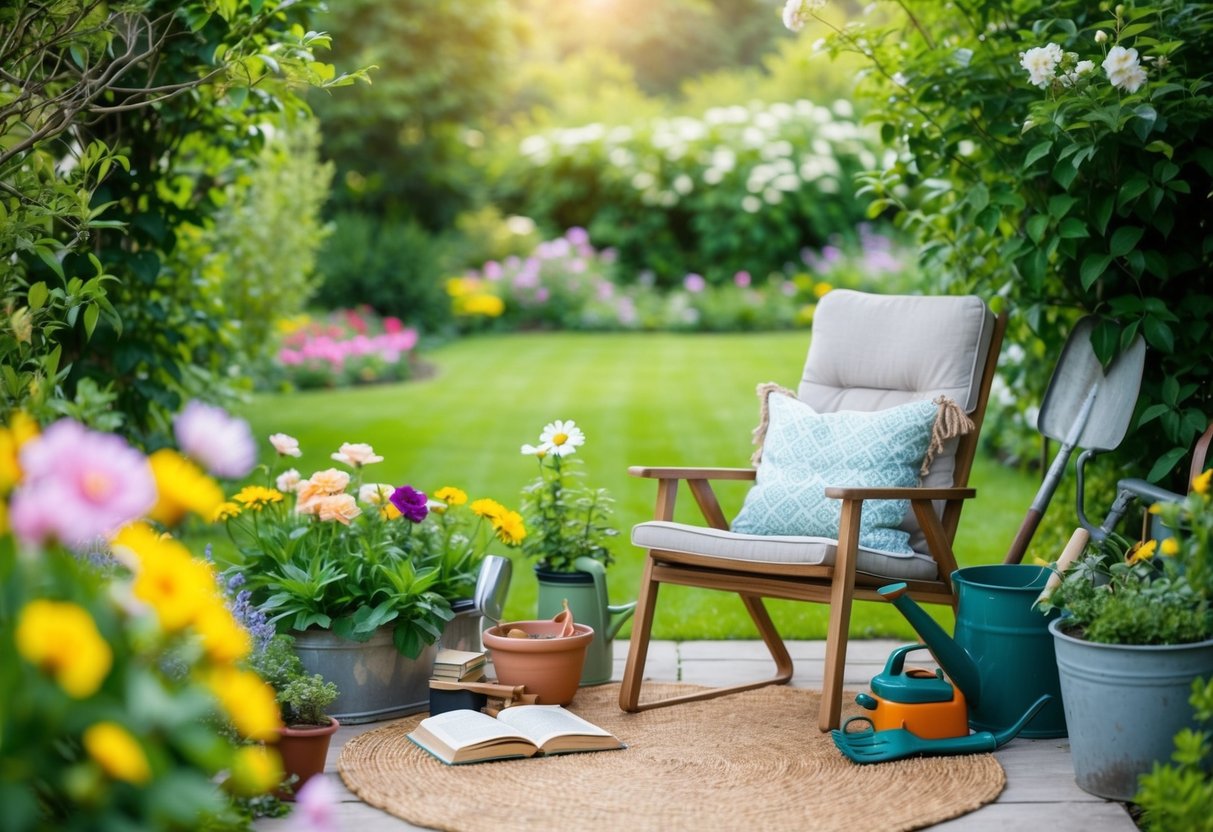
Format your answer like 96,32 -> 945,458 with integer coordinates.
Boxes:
434,486 -> 468,506
1160,537 -> 1181,557
1127,539 -> 1158,565
795,304 -> 816,326
379,502 -> 402,520
83,722 -> 152,784
207,667 -> 282,741
492,510 -> 527,546
1193,468 -> 1212,496
226,745 -> 283,796
16,600 -> 113,698
233,485 -> 285,510
194,601 -> 252,665
148,449 -> 225,527
455,293 -> 505,317
211,501 -> 242,522
0,500 -> 7,536
813,282 -> 833,299
471,498 -> 504,520
118,523 -> 217,632
0,411 -> 37,493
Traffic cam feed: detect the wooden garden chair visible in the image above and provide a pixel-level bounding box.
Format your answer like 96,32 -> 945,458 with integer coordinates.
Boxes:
618,290 -> 1006,731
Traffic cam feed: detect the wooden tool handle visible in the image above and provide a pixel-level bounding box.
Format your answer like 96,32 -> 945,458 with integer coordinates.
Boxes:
1034,528 -> 1090,606
429,680 -> 526,698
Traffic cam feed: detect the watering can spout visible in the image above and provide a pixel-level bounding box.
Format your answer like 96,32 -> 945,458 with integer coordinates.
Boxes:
878,583 -> 982,706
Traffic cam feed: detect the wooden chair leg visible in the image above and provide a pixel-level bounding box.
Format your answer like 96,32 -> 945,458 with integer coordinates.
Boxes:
818,499 -> 862,732
619,553 -> 660,712
739,593 -> 793,685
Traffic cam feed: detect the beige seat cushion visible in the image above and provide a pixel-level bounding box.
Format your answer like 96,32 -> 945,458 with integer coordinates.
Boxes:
632,520 -> 939,582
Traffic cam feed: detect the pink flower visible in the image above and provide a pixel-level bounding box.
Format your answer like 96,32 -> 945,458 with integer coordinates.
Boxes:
483,260 -> 503,281
683,273 -> 706,293
293,774 -> 339,832
733,270 -> 752,287
566,226 -> 590,246
10,420 -> 156,548
383,316 -> 404,334
174,401 -> 256,479
269,433 -> 302,458
331,442 -> 383,468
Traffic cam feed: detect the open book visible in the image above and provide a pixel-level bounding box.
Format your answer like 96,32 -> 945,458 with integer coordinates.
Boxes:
407,705 -> 625,765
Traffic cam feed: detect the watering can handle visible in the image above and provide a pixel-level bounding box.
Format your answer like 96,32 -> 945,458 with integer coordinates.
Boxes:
1034,528 -> 1090,607
573,557 -> 637,641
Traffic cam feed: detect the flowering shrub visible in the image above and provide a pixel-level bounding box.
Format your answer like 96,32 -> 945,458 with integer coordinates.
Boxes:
216,436 -> 525,658
0,409 -> 283,830
452,223 -> 918,333
790,0 -> 1213,490
499,98 -> 882,285
272,306 -> 418,390
519,420 -> 618,573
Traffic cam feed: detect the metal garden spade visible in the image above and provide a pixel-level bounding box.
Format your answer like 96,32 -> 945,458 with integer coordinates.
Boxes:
1003,317 -> 1145,564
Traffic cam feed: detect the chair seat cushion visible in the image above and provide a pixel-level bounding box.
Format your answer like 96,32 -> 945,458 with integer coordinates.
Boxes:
632,520 -> 940,581
731,394 -> 940,554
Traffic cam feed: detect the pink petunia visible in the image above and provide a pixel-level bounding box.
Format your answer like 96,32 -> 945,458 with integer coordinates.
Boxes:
10,420 -> 156,548
174,400 -> 257,479
293,774 -> 339,832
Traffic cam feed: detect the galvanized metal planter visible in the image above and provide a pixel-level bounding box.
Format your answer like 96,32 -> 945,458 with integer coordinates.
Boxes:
1050,618 -> 1213,801
292,608 -> 482,724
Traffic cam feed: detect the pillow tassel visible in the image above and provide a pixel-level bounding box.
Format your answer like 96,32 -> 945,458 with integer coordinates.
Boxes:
750,382 -> 798,465
922,396 -> 976,477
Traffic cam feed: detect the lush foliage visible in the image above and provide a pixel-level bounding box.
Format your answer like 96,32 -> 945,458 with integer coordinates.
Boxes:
0,411 -> 283,830
1136,675 -> 1213,831
519,420 -> 619,573
794,0 -> 1213,490
1042,469 -> 1213,644
269,308 -> 419,391
216,437 -> 525,658
0,0 -> 367,443
496,98 -> 881,286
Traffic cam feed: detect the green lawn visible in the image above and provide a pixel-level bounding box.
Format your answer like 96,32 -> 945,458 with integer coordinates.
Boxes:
227,331 -> 1037,641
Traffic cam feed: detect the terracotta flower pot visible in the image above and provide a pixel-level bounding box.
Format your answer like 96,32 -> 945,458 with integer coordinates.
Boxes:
272,716 -> 339,800
483,621 -> 594,705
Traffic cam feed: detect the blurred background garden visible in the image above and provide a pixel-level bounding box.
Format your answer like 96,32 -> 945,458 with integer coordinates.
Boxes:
5,0 -> 1211,651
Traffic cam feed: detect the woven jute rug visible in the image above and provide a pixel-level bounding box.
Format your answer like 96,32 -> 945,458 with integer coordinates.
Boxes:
338,683 -> 1005,832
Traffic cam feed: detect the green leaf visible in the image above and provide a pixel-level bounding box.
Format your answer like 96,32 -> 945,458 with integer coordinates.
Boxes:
1048,195 -> 1079,219
1144,140 -> 1174,159
1024,140 -> 1053,169
83,304 -> 99,338
1026,214 -> 1049,244
1138,403 -> 1170,425
1132,104 -> 1158,141
1142,316 -> 1174,353
976,206 -> 1000,235
1109,226 -> 1144,257
968,183 -> 989,213
1058,217 -> 1087,239
1080,254 -> 1112,289
27,282 -> 48,310
1117,176 -> 1150,208
1093,195 -> 1114,235
36,248 -> 64,280
1052,158 -> 1079,189
1147,447 -> 1187,483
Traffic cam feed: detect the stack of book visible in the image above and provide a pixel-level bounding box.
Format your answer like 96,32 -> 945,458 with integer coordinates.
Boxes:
432,648 -> 487,683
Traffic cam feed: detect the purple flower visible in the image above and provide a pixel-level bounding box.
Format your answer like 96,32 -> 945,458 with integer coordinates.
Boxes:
683,273 -> 706,293
733,270 -> 752,287
565,226 -> 590,247
390,485 -> 429,523
174,400 -> 256,479
293,775 -> 339,832
10,420 -> 156,548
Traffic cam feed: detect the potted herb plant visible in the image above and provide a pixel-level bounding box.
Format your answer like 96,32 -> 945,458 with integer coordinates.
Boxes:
216,436 -> 525,722
1040,469 -> 1213,801
248,633 -> 339,800
519,419 -> 635,685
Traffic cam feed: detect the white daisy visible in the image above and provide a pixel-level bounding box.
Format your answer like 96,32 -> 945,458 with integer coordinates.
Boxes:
538,420 -> 586,457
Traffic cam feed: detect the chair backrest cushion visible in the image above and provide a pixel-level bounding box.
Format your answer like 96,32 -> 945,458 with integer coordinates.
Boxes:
731,394 -> 940,553
796,290 -> 995,552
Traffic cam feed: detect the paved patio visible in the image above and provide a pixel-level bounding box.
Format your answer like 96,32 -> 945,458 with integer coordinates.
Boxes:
257,639 -> 1137,831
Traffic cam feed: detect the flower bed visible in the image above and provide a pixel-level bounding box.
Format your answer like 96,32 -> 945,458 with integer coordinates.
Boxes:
273,307 -> 418,390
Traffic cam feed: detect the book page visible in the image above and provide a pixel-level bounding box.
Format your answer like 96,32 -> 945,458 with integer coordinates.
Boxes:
419,708 -> 533,751
495,705 -> 613,747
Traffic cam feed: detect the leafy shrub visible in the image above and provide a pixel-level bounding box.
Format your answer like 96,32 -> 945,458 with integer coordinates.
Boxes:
314,212 -> 454,333
496,99 -> 881,286
1136,676 -> 1213,831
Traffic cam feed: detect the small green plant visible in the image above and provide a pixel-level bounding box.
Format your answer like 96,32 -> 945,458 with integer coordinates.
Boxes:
1041,469 -> 1213,645
519,419 -> 619,572
1135,676 -> 1213,830
278,674 -> 339,728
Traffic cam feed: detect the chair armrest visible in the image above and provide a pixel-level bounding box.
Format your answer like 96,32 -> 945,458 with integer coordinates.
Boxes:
628,466 -> 756,481
823,486 -> 976,501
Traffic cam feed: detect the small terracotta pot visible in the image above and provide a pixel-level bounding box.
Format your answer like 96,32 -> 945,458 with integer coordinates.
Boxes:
483,621 -> 594,705
272,716 -> 339,800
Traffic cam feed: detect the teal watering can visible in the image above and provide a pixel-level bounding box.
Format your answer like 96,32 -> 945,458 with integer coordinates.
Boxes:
879,563 -> 1067,738
536,557 -> 636,686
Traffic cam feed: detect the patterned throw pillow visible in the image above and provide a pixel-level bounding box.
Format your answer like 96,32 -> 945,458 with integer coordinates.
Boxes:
730,392 -> 940,554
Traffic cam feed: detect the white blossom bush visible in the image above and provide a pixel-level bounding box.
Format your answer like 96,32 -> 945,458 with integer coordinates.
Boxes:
498,99 -> 883,286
